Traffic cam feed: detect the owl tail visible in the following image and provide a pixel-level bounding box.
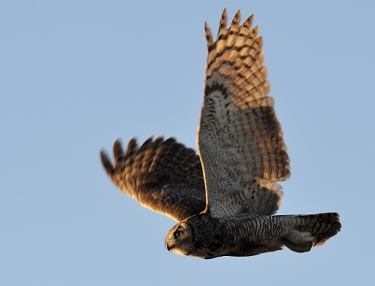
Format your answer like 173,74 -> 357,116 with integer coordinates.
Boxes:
281,212 -> 341,253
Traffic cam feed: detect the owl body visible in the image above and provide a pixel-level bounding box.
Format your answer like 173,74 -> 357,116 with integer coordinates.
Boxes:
166,213 -> 280,259
166,212 -> 340,259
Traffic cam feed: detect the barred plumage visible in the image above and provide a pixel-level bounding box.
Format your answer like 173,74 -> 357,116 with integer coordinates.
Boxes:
166,212 -> 341,259
198,9 -> 289,217
101,137 -> 205,221
101,9 -> 341,259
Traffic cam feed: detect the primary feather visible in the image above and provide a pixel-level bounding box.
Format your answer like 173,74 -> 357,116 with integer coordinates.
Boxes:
101,137 -> 205,221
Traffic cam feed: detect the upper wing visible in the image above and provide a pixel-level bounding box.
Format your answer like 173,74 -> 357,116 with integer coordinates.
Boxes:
198,9 -> 290,217
101,137 -> 206,221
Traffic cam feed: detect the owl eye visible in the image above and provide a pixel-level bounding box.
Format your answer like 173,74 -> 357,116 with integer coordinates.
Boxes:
174,230 -> 184,238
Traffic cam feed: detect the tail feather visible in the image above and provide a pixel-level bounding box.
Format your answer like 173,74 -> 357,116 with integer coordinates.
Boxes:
295,212 -> 341,246
281,212 -> 341,252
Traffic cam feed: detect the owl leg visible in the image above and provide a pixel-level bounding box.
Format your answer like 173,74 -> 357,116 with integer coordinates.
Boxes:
280,239 -> 312,253
284,230 -> 315,244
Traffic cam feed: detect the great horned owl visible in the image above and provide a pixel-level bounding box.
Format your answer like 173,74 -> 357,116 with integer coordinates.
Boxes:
101,9 -> 341,259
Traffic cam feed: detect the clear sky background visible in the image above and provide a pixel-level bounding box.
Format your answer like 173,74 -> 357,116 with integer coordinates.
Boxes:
1,1 -> 375,285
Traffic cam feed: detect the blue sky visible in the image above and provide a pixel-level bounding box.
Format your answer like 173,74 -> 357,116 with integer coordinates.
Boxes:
1,1 -> 375,285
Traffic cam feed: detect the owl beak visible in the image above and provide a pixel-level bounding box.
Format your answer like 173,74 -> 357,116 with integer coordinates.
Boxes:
166,242 -> 174,251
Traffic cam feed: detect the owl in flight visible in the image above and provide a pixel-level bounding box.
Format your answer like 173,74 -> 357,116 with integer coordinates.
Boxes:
101,9 -> 341,258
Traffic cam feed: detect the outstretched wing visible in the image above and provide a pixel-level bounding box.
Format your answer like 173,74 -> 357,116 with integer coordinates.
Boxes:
198,9 -> 290,217
101,137 -> 206,221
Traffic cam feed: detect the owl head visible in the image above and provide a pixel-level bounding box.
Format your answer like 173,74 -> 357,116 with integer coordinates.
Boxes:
165,222 -> 195,256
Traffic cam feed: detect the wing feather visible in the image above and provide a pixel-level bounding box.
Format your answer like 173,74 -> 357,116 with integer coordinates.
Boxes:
198,9 -> 290,217
101,137 -> 206,221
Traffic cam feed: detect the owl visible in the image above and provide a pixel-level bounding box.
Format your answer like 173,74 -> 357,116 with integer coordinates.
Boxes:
101,9 -> 341,259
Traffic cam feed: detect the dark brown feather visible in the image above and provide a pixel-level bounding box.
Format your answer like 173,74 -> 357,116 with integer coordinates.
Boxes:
101,137 -> 206,221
